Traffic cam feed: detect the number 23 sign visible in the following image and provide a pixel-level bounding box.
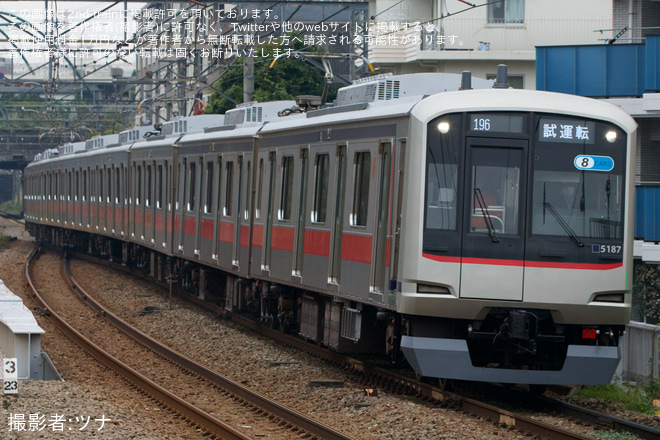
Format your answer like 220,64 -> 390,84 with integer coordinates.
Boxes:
3,358 -> 18,394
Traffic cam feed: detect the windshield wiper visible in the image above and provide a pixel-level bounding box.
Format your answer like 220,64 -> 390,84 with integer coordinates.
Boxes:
474,188 -> 499,243
543,202 -> 584,248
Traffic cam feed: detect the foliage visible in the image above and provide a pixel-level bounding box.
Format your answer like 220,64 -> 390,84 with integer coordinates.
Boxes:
633,260 -> 660,320
0,199 -> 22,215
593,430 -> 641,440
0,199 -> 22,213
205,38 -> 337,115
573,379 -> 660,414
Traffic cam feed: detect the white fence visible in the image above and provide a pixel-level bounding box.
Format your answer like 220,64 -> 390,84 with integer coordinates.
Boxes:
618,321 -> 660,384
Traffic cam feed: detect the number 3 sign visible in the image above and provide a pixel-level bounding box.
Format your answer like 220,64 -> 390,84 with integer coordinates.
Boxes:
3,358 -> 18,394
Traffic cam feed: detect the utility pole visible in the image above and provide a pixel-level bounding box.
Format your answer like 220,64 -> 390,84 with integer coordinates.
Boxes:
243,55 -> 254,103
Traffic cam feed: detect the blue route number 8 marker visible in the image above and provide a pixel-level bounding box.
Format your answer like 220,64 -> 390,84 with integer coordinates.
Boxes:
574,155 -> 614,172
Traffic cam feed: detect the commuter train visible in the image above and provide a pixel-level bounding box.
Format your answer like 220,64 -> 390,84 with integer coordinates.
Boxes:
23,69 -> 636,385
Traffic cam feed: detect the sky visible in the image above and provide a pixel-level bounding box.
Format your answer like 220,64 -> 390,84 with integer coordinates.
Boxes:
0,2 -> 147,78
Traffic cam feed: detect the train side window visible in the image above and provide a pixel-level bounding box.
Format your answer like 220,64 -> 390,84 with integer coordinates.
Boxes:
67,172 -> 72,201
215,158 -> 222,215
224,161 -> 233,216
107,169 -> 112,203
75,171 -> 79,201
115,168 -> 120,204
176,163 -> 181,210
146,165 -> 153,208
188,161 -> 196,211
136,165 -> 142,206
244,161 -> 251,221
166,163 -> 171,211
82,171 -> 87,202
279,156 -> 294,221
350,151 -> 371,227
204,162 -> 213,214
256,158 -> 263,219
157,165 -> 163,209
98,168 -> 103,202
312,154 -> 329,224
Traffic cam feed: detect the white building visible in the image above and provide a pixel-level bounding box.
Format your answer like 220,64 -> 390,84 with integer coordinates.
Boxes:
368,0 -> 612,89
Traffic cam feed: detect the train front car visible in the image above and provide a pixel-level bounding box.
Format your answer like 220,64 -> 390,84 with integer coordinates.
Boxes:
399,89 -> 636,385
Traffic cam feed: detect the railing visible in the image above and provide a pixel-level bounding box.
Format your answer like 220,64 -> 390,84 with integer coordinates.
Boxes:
368,18 -> 611,60
438,18 -> 611,51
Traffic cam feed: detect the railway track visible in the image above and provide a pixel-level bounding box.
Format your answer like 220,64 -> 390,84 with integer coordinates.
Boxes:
25,245 -> 356,440
235,307 -> 660,440
66,249 -> 660,440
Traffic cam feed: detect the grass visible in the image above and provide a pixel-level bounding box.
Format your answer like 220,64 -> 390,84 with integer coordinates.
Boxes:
0,199 -> 22,215
572,378 -> 660,414
593,430 -> 642,440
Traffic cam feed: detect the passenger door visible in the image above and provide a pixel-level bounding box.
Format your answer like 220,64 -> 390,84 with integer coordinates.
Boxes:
460,137 -> 527,301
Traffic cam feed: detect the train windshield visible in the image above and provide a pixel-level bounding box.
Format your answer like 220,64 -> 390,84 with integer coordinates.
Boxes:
531,116 -> 626,240
423,112 -> 628,256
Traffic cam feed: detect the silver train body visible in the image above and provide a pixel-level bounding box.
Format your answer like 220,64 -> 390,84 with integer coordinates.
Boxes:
24,73 -> 636,385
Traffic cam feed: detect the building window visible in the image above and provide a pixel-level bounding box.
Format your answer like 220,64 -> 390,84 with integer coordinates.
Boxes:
488,0 -> 524,24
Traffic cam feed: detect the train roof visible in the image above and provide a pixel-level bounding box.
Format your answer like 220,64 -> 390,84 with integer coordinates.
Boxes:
29,72 -> 637,168
131,114 -> 227,150
179,100 -> 304,145
410,88 -> 638,134
259,72 -> 495,134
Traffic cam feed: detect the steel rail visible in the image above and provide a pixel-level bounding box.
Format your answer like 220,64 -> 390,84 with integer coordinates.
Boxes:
24,245 -> 252,440
231,314 -> 594,440
61,253 -> 356,440
71,250 -> 660,440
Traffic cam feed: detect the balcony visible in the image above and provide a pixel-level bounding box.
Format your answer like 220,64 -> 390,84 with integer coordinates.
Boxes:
368,18 -> 610,64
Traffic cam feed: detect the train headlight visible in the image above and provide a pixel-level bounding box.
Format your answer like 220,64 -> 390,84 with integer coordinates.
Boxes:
416,283 -> 450,294
437,121 -> 450,134
605,130 -> 617,143
592,293 -> 625,303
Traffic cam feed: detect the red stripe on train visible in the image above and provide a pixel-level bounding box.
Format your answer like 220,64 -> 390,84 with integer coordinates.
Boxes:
240,225 -> 250,247
219,221 -> 234,243
252,224 -> 263,247
303,229 -> 330,257
422,253 -> 622,270
272,226 -> 294,252
200,218 -> 214,239
184,216 -> 195,235
341,234 -> 372,264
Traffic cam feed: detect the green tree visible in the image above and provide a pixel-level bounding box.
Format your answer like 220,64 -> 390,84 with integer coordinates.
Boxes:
206,44 -> 336,115
633,260 -> 660,322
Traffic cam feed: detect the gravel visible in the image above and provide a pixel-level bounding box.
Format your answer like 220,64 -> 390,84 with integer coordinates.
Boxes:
0,222 -> 655,439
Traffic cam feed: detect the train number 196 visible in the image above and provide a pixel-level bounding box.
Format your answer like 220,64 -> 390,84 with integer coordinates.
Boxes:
473,118 -> 491,131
